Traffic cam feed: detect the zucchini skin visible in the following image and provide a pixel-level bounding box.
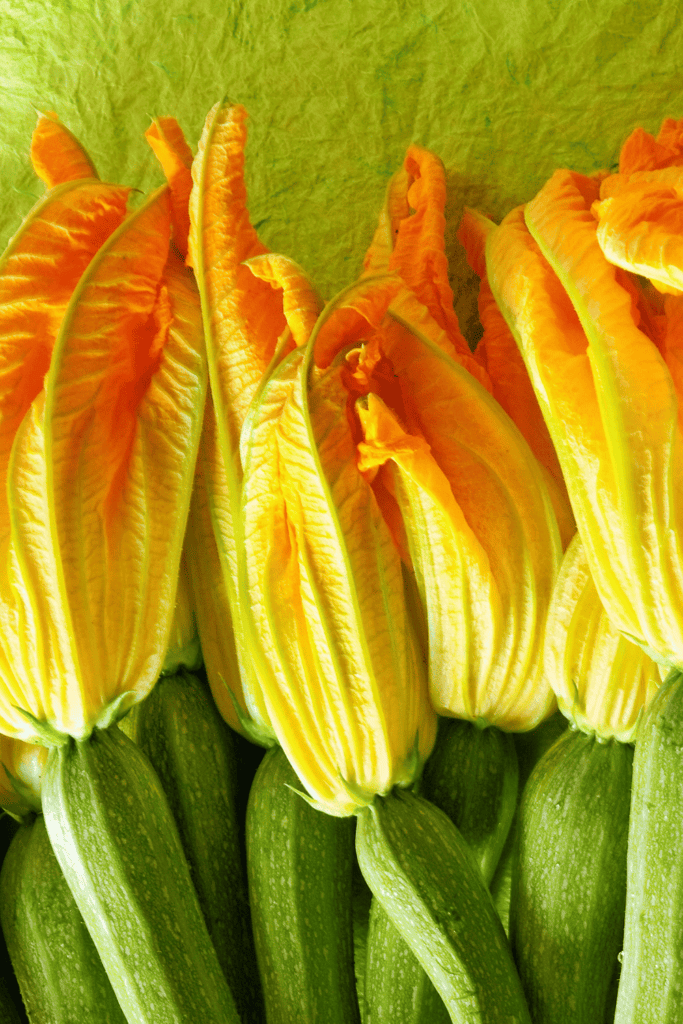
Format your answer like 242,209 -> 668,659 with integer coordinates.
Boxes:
363,720 -> 517,1023
246,746 -> 360,1024
0,815 -> 126,1024
615,668 -> 683,1024
42,724 -> 240,1024
356,788 -> 531,1024
511,728 -> 632,1024
364,899 -> 450,1024
421,719 -> 518,885
120,670 -> 264,1023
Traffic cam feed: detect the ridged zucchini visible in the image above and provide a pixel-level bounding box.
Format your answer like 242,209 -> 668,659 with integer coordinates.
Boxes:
42,724 -> 240,1024
246,745 -> 360,1024
356,788 -> 531,1024
119,669 -> 263,1023
0,814 -> 126,1024
615,668 -> 683,1024
511,727 -> 632,1024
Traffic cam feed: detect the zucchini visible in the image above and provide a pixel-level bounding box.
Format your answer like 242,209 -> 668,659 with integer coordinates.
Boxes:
421,719 -> 518,885
364,899 -> 450,1024
491,711 -> 568,936
42,723 -> 240,1024
614,668 -> 683,1024
246,745 -> 360,1024
119,669 -> 264,1023
356,788 -> 531,1024
363,719 -> 518,1023
511,727 -> 632,1024
0,814 -> 126,1024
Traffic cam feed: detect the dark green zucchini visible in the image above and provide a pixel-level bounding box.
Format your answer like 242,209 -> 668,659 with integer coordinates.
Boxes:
362,719 -> 518,1022
0,814 -> 126,1024
41,724 -> 240,1024
119,669 -> 264,1023
511,727 -> 632,1024
246,745 -> 360,1024
615,668 -> 683,1024
356,788 -> 531,1024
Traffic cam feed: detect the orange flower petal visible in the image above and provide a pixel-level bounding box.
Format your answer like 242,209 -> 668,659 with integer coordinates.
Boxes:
32,187 -> 207,733
30,111 -> 98,187
362,164 -> 412,276
188,101 -> 289,463
0,180 -> 130,552
458,207 -> 574,546
313,274 -> 402,368
244,253 -> 323,349
594,184 -> 683,295
145,116 -> 193,258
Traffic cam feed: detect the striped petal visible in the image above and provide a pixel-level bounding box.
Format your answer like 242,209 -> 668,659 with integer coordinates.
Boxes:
10,187 -> 208,737
544,534 -> 661,742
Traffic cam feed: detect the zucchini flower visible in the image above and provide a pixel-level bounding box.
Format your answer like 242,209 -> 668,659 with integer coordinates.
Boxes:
544,534 -> 661,742
0,114 -> 206,742
240,275 -> 437,815
179,101 -> 324,737
351,148 -> 564,731
486,125 -> 683,670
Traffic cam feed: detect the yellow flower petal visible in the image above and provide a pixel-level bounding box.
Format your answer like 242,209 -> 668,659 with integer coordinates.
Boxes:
544,533 -> 661,741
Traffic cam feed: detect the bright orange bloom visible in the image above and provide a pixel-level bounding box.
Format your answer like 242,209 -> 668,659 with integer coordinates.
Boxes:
0,117 -> 206,741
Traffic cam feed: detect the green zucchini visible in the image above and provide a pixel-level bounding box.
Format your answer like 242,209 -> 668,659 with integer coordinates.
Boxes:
246,745 -> 360,1024
614,668 -> 683,1024
511,727 -> 632,1024
490,711 -> 568,936
362,719 -> 517,1023
356,788 -> 532,1024
421,719 -> 518,885
0,814 -> 126,1024
41,723 -> 240,1024
364,899 -> 450,1024
119,669 -> 264,1023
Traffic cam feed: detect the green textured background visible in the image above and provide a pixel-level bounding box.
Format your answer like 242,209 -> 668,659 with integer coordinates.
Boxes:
2,0 -> 682,338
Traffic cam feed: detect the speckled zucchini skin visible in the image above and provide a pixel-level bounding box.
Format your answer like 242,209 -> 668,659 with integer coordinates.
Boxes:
615,669 -> 683,1024
0,815 -> 126,1024
363,720 -> 518,1022
364,898 -> 450,1024
511,728 -> 632,1024
356,788 -> 531,1024
421,719 -> 519,884
119,670 -> 264,1023
42,724 -> 240,1024
246,745 -> 360,1024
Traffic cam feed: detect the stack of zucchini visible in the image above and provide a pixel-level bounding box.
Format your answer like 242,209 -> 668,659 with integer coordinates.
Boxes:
0,102 -> 682,1024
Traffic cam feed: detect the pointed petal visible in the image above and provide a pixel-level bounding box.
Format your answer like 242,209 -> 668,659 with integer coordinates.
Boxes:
188,101 -> 287,465
145,116 -> 193,257
30,111 -> 98,187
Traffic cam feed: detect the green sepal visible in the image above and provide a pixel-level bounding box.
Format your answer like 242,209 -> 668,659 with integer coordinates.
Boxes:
93,690 -> 137,731
11,708 -> 70,748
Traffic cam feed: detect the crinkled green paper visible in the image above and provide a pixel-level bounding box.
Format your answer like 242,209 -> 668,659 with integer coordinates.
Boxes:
2,0 -> 682,336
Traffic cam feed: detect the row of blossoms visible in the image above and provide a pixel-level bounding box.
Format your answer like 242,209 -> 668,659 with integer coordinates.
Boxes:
0,104 -> 680,1024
